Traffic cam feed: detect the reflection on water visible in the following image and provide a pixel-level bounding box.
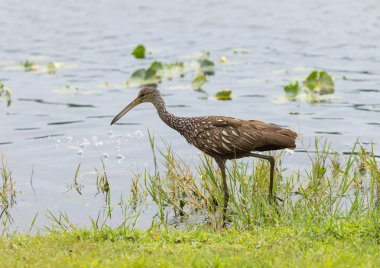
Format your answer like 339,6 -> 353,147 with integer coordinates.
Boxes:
315,131 -> 342,135
15,127 -> 40,131
19,98 -> 97,108
48,120 -> 83,125
0,0 -> 379,231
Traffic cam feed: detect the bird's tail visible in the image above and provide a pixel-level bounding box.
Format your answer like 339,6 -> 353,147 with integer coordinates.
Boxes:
277,128 -> 298,150
255,127 -> 298,152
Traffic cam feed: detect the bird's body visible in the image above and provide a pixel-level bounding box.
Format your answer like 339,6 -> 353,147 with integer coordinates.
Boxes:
170,115 -> 296,160
111,87 -> 297,226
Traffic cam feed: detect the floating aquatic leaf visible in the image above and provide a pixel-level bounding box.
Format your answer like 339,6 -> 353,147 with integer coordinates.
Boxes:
283,81 -> 301,99
282,70 -> 335,103
125,52 -> 215,88
148,61 -> 164,74
303,71 -> 334,95
126,61 -> 187,87
47,62 -> 57,74
43,62 -> 66,73
131,44 -> 146,59
191,74 -> 206,90
215,89 -> 232,100
126,65 -> 162,87
21,60 -> 38,71
198,59 -> 215,75
162,62 -> 185,78
233,48 -> 251,54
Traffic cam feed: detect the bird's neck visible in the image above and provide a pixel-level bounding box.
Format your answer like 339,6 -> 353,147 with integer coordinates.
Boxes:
153,96 -> 182,131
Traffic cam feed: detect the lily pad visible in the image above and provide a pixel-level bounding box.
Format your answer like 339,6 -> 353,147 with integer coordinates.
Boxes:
303,71 -> 334,95
125,52 -> 215,88
198,59 -> 215,75
215,89 -> 232,100
160,62 -> 185,79
126,61 -> 188,87
47,62 -> 57,74
126,69 -> 160,87
282,70 -> 335,103
191,74 -> 206,90
283,81 -> 301,99
21,60 -> 38,71
126,62 -> 162,87
131,45 -> 146,59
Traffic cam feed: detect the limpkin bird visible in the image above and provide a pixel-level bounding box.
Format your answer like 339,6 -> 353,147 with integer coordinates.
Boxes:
111,87 -> 297,224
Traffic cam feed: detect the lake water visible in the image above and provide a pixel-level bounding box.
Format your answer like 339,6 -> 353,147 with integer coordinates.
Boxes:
0,0 -> 379,231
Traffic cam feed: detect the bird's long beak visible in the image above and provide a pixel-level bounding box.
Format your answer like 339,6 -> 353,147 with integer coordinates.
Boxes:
110,97 -> 142,125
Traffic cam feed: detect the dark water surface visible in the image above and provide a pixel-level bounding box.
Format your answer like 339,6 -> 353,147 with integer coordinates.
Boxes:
0,0 -> 379,231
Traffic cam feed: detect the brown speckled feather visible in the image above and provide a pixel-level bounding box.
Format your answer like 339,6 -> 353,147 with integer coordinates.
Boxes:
179,116 -> 297,160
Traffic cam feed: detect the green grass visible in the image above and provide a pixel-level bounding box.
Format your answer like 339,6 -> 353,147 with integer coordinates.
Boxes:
1,138 -> 380,267
1,222 -> 380,267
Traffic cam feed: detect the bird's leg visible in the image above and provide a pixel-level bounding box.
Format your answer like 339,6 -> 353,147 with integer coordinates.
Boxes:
215,158 -> 229,227
248,153 -> 276,202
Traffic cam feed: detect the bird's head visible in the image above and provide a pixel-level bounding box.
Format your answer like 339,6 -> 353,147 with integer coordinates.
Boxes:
110,87 -> 161,125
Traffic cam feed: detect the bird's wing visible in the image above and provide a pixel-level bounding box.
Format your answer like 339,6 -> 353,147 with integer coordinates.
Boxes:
195,117 -> 297,155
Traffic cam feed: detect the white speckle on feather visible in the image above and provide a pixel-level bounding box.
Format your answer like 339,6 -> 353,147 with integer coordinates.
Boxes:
244,132 -> 254,139
222,136 -> 231,144
222,142 -> 232,151
212,147 -> 223,154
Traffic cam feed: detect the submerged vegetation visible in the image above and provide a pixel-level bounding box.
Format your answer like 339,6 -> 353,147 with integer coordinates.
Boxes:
283,70 -> 335,102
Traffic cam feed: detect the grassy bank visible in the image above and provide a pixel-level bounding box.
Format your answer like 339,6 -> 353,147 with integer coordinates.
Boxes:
1,139 -> 380,267
1,222 -> 380,267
